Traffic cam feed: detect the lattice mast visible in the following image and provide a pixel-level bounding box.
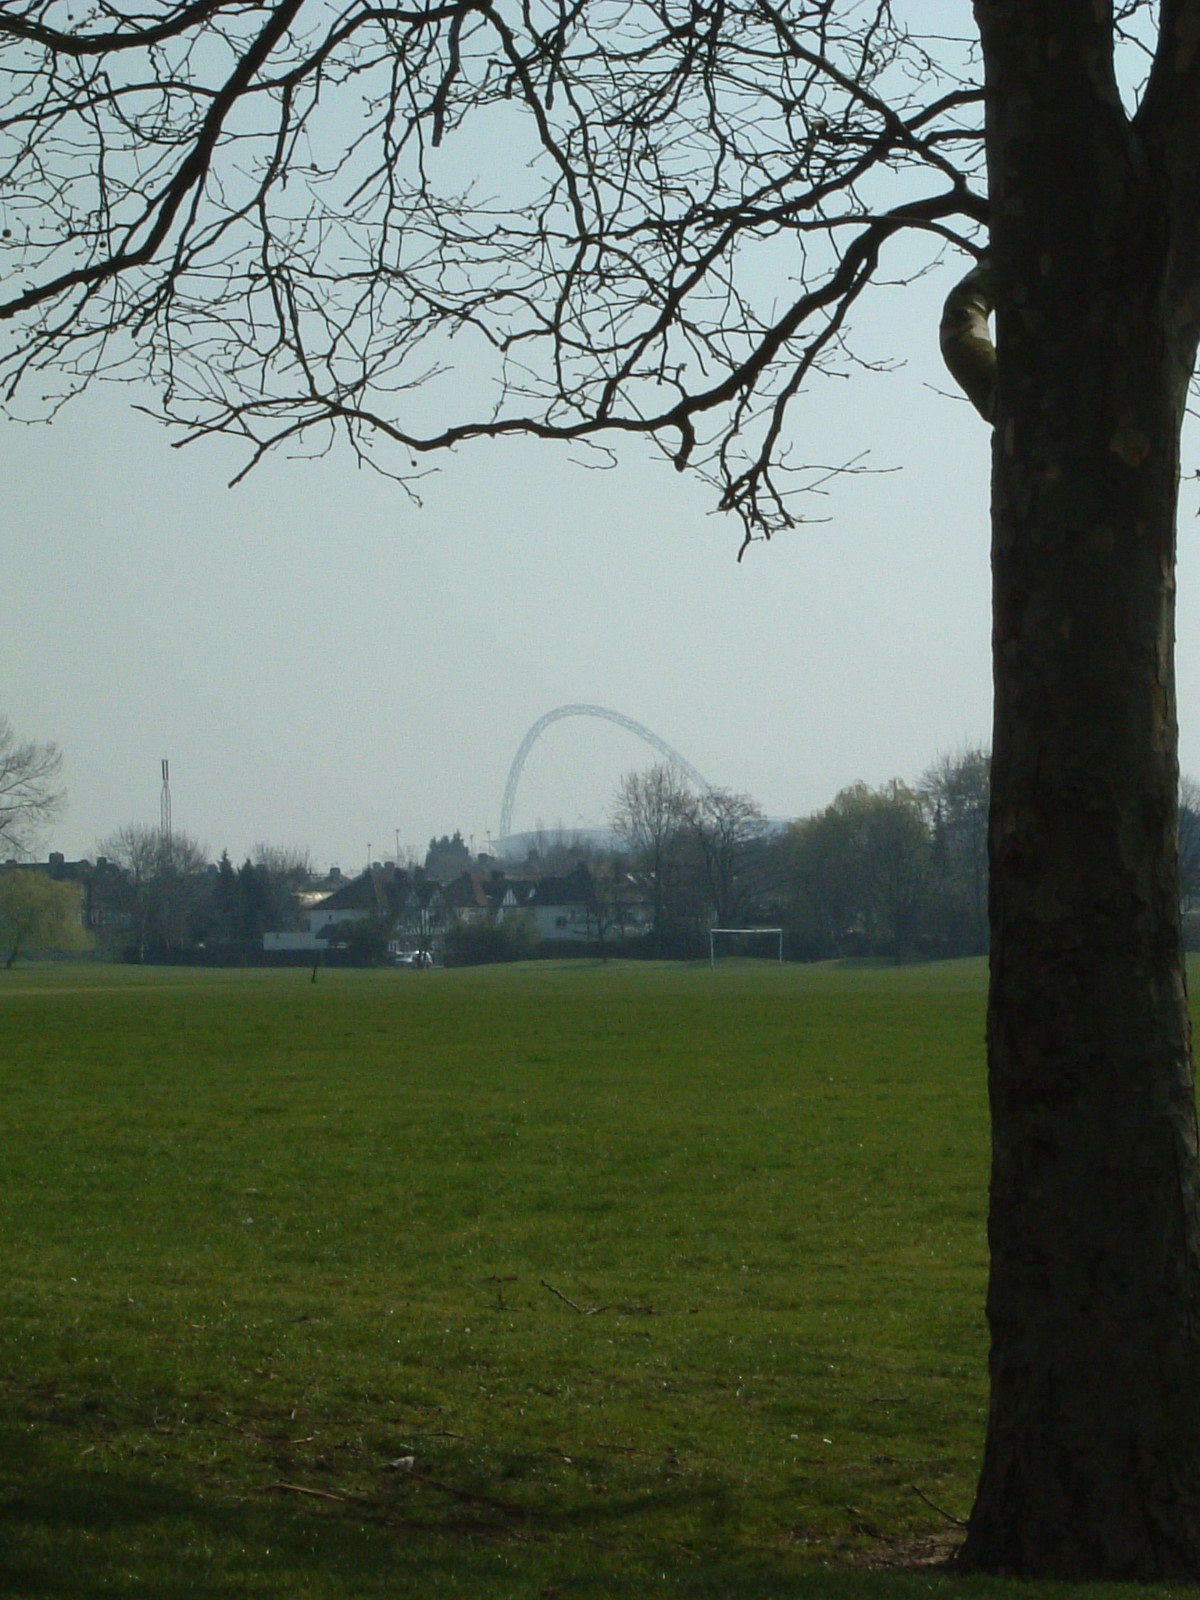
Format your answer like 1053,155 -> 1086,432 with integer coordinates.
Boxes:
160,758 -> 172,842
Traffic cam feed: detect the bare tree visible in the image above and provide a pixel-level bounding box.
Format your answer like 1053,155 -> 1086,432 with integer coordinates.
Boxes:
0,717 -> 64,859
98,824 -> 210,956
7,0 -> 1200,1576
0,1 -> 985,534
253,842 -> 311,878
579,858 -> 634,957
610,765 -> 692,952
681,786 -> 770,928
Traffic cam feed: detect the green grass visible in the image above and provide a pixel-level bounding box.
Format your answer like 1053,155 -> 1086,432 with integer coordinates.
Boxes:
0,958 -> 1193,1597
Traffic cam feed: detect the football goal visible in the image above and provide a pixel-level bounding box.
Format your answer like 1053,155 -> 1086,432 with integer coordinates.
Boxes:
708,927 -> 784,966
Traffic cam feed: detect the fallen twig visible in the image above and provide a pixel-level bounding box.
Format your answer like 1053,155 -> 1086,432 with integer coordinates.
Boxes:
482,1274 -> 527,1311
540,1279 -> 609,1315
910,1483 -> 968,1528
542,1278 -> 593,1314
268,1481 -> 350,1503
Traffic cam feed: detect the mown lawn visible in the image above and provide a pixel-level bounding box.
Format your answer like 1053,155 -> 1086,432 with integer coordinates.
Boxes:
0,958 -> 1193,1598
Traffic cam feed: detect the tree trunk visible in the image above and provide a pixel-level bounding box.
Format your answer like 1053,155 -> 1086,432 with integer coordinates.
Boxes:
961,2 -> 1200,1577
965,308 -> 1200,1580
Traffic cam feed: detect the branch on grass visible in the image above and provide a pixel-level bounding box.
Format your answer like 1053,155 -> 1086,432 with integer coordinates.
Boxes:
910,1483 -> 968,1528
541,1277 -> 607,1314
268,1480 -> 353,1502
540,1278 -> 657,1315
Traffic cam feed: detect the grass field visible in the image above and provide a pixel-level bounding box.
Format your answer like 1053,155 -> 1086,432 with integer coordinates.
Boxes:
0,958 -> 1193,1598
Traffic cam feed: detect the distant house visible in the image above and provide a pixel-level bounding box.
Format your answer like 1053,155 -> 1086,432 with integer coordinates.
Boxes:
527,865 -> 595,942
263,864 -> 445,955
527,863 -> 652,944
440,869 -> 538,924
388,876 -> 448,960
438,871 -> 495,923
4,852 -> 130,937
263,860 -> 653,957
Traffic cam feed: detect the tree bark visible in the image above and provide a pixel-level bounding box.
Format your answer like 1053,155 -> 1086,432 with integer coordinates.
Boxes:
960,1 -> 1200,1577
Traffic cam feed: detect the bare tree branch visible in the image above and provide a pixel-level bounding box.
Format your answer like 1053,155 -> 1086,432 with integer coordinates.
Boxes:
0,0 -> 988,537
0,716 -> 64,859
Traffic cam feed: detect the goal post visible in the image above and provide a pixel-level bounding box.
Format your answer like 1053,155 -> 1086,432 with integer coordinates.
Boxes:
708,926 -> 784,967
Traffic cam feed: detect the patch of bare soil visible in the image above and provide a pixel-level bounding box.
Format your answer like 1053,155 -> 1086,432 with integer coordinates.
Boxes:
852,1531 -> 964,1572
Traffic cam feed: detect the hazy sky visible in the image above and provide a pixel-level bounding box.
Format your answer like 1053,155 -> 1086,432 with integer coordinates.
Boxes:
7,257 -> 1200,874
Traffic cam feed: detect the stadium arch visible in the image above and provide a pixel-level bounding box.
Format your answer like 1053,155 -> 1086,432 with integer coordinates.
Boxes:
498,704 -> 709,842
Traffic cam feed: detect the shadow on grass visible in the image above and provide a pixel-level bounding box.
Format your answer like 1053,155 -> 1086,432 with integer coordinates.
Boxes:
0,1421 -> 460,1599
0,1425 -> 1147,1600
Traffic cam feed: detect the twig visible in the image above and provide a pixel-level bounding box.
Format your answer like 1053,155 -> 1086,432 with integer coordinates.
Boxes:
544,1273 -> 601,1312
910,1483 -> 968,1528
268,1481 -> 350,1503
483,1274 -> 526,1311
537,1280 -> 656,1317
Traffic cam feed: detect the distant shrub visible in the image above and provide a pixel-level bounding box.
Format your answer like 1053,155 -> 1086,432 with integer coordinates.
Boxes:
324,917 -> 390,966
442,914 -> 536,966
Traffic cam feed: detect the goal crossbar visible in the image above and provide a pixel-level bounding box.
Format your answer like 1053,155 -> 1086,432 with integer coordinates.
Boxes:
708,926 -> 784,967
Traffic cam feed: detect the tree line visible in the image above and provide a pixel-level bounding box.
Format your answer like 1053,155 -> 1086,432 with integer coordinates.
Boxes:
780,750 -> 991,961
88,827 -> 313,962
5,699 -> 1200,968
611,751 -> 1200,964
608,751 -> 990,961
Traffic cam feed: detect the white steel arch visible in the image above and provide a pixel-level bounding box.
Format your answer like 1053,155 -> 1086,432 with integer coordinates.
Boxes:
499,704 -> 709,840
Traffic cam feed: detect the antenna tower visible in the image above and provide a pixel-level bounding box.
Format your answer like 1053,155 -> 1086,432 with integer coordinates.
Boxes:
160,758 -> 172,841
